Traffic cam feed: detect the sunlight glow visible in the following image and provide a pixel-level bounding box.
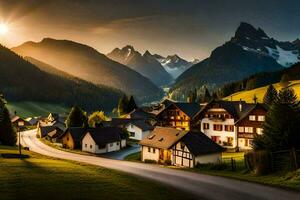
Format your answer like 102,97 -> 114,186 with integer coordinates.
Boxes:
0,23 -> 9,35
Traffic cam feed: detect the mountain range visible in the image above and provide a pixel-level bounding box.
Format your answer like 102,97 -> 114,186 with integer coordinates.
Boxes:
12,38 -> 163,103
107,46 -> 173,86
170,22 -> 300,100
0,44 -> 122,111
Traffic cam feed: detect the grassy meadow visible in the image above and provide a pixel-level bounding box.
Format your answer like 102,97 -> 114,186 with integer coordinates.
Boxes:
224,80 -> 300,103
6,101 -> 69,118
0,145 -> 193,200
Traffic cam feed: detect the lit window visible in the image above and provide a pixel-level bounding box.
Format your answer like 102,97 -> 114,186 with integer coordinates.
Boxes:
238,127 -> 244,133
225,125 -> 234,132
249,115 -> 256,121
258,116 -> 265,121
256,128 -> 263,135
245,127 -> 253,133
213,124 -> 223,131
203,123 -> 209,130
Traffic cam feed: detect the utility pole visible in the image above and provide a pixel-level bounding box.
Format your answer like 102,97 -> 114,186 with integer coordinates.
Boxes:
18,121 -> 25,156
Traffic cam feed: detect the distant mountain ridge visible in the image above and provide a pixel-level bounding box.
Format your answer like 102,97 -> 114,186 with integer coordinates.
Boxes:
12,38 -> 163,103
0,44 -> 122,111
170,22 -> 300,100
107,45 -> 173,86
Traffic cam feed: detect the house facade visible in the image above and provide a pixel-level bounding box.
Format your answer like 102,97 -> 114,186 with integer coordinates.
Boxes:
82,127 -> 126,154
140,127 -> 223,167
196,100 -> 267,150
60,128 -> 86,149
156,102 -> 201,131
126,120 -> 154,141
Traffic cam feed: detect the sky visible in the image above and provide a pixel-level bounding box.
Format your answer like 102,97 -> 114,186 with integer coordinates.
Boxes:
0,0 -> 299,60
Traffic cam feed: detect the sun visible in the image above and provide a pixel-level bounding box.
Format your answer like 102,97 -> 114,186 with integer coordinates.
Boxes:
0,23 -> 9,35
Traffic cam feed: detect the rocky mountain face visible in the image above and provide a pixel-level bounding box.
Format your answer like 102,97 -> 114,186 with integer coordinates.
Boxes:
12,39 -> 163,103
107,45 -> 173,86
171,22 -> 299,100
154,54 -> 196,79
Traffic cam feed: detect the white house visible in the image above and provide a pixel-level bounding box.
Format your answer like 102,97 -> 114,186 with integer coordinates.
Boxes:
82,127 -> 126,154
126,120 -> 154,141
140,127 -> 223,167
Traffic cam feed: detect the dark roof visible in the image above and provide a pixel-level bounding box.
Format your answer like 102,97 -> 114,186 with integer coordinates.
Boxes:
161,98 -> 174,107
40,126 -> 57,137
110,118 -> 139,127
173,102 -> 202,118
128,120 -> 154,131
47,128 -> 64,138
61,127 -> 87,143
87,127 -> 125,146
128,108 -> 155,119
197,100 -> 259,120
235,103 -> 268,124
179,131 -> 224,156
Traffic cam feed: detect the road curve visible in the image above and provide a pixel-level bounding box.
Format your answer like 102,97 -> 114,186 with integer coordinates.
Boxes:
21,129 -> 300,200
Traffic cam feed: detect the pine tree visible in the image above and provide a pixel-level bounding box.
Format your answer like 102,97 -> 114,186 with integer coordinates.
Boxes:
187,89 -> 197,103
127,96 -> 138,113
253,88 -> 300,151
202,87 -> 211,103
0,95 -> 16,146
117,94 -> 129,116
66,106 -> 88,128
263,84 -> 278,106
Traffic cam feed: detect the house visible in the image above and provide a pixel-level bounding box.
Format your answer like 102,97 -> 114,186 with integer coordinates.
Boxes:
235,103 -> 268,150
126,120 -> 154,141
140,127 -> 223,167
26,117 -> 41,126
37,126 -> 58,138
196,100 -> 267,150
140,127 -> 187,164
11,116 -> 30,128
156,102 -> 202,130
82,127 -> 126,154
59,127 -> 87,149
45,128 -> 64,143
124,108 -> 155,120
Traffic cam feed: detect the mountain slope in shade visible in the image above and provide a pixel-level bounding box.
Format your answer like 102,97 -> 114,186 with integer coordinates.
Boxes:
12,38 -> 163,103
171,22 -> 291,100
0,44 -> 122,111
154,54 -> 195,78
107,45 -> 173,86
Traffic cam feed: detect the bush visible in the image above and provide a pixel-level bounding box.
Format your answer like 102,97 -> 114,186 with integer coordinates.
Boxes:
245,150 -> 272,175
195,162 -> 228,170
144,159 -> 157,164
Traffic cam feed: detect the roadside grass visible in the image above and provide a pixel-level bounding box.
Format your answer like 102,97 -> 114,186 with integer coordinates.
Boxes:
0,145 -> 194,200
7,101 -> 69,118
124,151 -> 141,161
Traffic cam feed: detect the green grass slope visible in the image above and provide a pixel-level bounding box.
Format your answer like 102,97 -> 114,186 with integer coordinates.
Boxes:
0,145 -> 193,200
7,101 -> 68,118
224,80 -> 300,103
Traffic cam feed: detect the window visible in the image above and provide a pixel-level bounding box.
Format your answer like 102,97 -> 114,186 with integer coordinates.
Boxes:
153,148 -> 155,153
130,132 -> 135,137
90,145 -> 92,149
227,137 -> 234,146
245,139 -> 249,147
258,115 -> 265,121
110,143 -> 113,147
85,144 -> 87,148
213,124 -> 223,131
249,115 -> 256,121
203,123 -> 209,130
67,137 -> 69,141
245,127 -> 253,133
256,128 -> 263,135
238,126 -> 244,133
148,147 -> 151,152
225,125 -> 234,132
211,136 -> 220,143
117,142 -> 119,146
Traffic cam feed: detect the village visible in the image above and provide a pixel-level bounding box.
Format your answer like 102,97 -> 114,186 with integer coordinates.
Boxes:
10,97 -> 268,168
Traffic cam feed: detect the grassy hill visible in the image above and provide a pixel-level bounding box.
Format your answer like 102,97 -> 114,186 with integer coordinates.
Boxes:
7,101 -> 69,118
0,145 -> 192,200
224,80 -> 300,103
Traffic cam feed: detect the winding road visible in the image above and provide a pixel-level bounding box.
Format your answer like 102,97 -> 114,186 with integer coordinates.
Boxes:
21,129 -> 300,200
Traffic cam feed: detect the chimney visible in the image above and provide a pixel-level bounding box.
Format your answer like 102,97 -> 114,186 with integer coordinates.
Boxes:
239,99 -> 243,112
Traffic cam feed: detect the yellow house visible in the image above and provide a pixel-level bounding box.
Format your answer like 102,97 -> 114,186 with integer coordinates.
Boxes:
59,128 -> 87,149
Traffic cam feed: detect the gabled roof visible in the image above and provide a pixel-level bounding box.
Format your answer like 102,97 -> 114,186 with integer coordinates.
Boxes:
87,127 -> 125,146
60,127 -> 87,143
140,127 -> 188,149
157,102 -> 202,119
40,126 -> 58,137
11,116 -> 21,123
127,108 -> 155,119
179,132 -> 224,156
234,103 -> 268,124
127,120 -> 154,131
110,118 -> 139,127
